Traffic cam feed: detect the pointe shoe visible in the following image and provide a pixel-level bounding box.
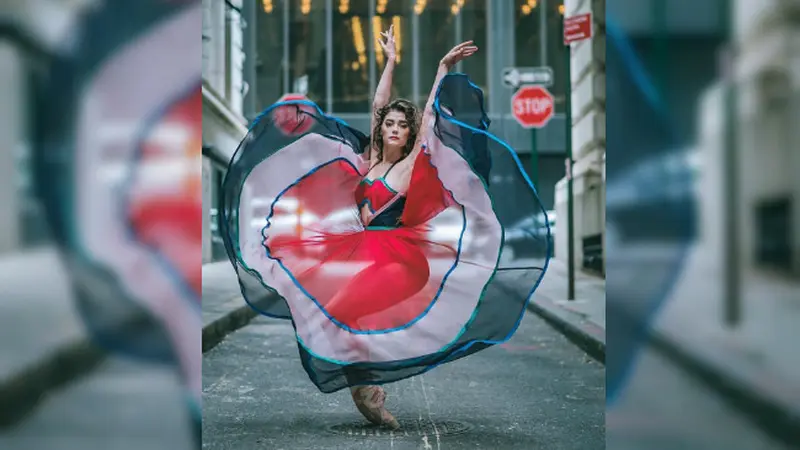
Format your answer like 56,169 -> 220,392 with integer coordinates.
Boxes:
351,386 -> 401,430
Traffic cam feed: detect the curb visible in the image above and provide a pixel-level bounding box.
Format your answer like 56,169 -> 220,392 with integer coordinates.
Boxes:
202,299 -> 260,353
526,298 -> 606,364
0,337 -> 107,429
648,327 -> 800,446
0,309 -> 180,429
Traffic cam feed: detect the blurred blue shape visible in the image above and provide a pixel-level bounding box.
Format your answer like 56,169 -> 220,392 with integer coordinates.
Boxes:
29,0 -> 202,438
605,15 -> 698,405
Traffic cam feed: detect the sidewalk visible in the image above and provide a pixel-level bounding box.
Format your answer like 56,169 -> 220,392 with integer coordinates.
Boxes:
0,248 -> 106,428
525,258 -> 606,363
201,261 -> 262,353
646,243 -> 800,443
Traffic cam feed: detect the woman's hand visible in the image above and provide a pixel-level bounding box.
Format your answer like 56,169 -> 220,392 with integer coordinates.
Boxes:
439,40 -> 478,69
377,24 -> 397,63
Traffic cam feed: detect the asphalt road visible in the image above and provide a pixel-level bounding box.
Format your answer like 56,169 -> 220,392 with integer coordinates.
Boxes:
202,312 -> 605,450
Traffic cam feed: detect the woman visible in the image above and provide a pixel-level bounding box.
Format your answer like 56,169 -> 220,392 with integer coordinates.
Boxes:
335,28 -> 477,428
219,26 -> 550,429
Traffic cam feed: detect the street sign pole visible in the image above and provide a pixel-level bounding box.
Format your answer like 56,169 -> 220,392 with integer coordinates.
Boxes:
562,11 -> 592,301
564,17 -> 576,301
531,0 -> 548,193
531,131 -> 538,188
720,0 -> 740,328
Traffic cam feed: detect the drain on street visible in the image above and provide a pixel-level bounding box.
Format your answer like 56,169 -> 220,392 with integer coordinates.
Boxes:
328,419 -> 471,437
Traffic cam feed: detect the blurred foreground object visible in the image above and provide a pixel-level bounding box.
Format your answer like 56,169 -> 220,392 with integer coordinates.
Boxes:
1,0 -> 202,445
605,0 -> 800,447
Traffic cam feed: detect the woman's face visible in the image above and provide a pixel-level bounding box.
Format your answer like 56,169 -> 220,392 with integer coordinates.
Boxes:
381,110 -> 410,148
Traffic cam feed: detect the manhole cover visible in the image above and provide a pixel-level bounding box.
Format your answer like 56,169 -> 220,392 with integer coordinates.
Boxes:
328,419 -> 471,437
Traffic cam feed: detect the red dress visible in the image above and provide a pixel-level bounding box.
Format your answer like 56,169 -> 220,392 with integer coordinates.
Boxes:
220,73 -> 550,393
265,150 -> 458,331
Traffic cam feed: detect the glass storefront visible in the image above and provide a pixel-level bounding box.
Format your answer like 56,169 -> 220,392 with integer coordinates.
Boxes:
417,0 -> 456,103
332,0 -> 374,112
255,0 -> 561,118
288,0 -> 328,105
460,0 -> 488,102
255,0 -> 286,106
514,0 -> 567,109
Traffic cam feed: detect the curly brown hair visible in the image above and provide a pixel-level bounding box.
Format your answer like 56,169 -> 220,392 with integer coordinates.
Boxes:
371,99 -> 420,162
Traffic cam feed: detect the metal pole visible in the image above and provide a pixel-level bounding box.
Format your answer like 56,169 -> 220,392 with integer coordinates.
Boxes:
485,0 -> 494,114
282,0 -> 290,93
653,0 -> 667,103
531,0 -> 548,190
455,4 -> 463,72
368,0 -> 376,99
325,0 -> 333,112
0,42 -> 22,252
564,15 -> 575,301
540,0 -> 548,66
412,10 -> 420,104
242,0 -> 257,119
530,131 -> 539,188
721,1 -> 740,327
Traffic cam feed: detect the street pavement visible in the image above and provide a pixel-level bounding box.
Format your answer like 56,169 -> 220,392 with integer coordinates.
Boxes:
202,312 -> 606,449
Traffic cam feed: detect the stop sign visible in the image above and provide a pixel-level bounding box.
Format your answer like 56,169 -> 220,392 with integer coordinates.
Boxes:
273,93 -> 314,136
511,85 -> 554,129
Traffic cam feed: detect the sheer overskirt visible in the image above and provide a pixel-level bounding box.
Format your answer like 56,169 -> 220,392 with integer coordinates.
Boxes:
220,74 -> 551,393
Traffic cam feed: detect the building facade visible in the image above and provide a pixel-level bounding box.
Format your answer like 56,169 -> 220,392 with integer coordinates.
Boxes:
698,0 -> 800,277
554,0 -> 606,274
202,0 -> 253,263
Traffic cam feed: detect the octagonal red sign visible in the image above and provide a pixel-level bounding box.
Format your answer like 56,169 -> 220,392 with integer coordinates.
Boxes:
511,85 -> 554,129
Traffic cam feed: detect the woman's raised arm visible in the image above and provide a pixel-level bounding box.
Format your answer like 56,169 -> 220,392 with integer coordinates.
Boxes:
407,41 -> 478,163
368,25 -> 398,165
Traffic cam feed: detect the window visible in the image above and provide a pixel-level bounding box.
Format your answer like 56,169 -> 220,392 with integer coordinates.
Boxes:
203,0 -> 227,95
513,0 -> 567,110
207,159 -> 229,262
514,0 -> 543,68
287,0 -> 328,105
202,0 -> 212,79
546,1 -> 568,109
755,196 -> 793,273
416,0 -> 456,105
225,0 -> 246,113
256,0 -> 285,106
460,0 -> 488,99
332,0 -> 372,112
372,0 -> 413,105
253,0 -> 491,115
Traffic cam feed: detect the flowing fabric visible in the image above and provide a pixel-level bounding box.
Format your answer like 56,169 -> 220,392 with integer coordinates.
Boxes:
31,0 -> 202,428
220,73 -> 551,393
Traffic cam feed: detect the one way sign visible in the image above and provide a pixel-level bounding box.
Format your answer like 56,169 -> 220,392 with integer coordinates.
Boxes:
502,67 -> 554,89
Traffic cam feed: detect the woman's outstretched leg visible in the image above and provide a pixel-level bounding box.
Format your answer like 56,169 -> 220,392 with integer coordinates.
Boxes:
324,260 -> 424,430
349,384 -> 400,429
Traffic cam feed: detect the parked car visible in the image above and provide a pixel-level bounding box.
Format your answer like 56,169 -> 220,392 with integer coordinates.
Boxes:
503,210 -> 554,259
